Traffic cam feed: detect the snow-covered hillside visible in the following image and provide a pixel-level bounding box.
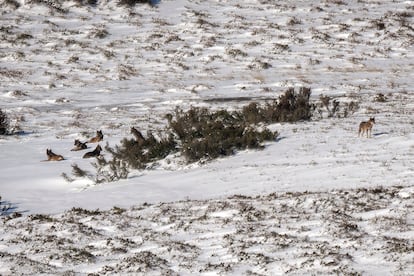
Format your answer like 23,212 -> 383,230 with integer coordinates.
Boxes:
1,186 -> 413,275
0,0 -> 413,274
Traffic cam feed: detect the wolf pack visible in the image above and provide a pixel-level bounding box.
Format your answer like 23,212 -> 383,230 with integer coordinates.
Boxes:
45,119 -> 375,161
45,127 -> 147,162
45,130 -> 104,161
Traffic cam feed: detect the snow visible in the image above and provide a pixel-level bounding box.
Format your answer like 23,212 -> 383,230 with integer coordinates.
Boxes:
0,0 -> 413,274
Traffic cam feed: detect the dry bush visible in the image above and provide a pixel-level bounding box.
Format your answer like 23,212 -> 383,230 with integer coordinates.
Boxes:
0,109 -> 10,135
316,95 -> 359,118
0,68 -> 23,79
319,95 -> 340,118
89,156 -> 129,183
374,93 -> 387,102
0,195 -> 22,221
226,48 -> 248,58
0,196 -> 12,216
26,0 -> 67,13
73,0 -> 98,6
0,0 -> 20,11
117,64 -> 139,80
118,0 -> 150,7
287,16 -> 301,26
88,26 -> 109,39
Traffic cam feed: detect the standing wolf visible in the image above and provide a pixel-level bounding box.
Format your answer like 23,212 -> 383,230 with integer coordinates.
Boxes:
358,117 -> 375,138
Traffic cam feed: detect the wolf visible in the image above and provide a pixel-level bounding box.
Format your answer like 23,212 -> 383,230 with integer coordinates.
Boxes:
71,139 -> 88,151
46,149 -> 64,161
131,127 -> 146,146
83,144 -> 102,158
358,117 -> 375,138
89,130 -> 103,143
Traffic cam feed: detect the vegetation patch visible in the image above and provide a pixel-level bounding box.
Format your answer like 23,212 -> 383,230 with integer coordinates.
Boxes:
0,109 -> 9,135
0,196 -> 12,216
68,87 -> 318,183
168,107 -> 277,162
117,0 -> 153,7
1,196 -> 22,221
239,87 -> 313,123
316,94 -> 359,118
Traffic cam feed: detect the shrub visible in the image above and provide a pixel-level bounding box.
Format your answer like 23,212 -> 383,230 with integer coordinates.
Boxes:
271,87 -> 312,122
26,0 -> 67,13
118,64 -> 139,80
67,155 -> 129,184
316,94 -> 359,118
118,0 -> 150,7
0,196 -> 12,216
239,87 -> 313,123
240,102 -> 263,124
226,48 -> 248,58
73,0 -> 98,6
106,132 -> 176,170
96,158 -> 126,183
374,93 -> 387,102
168,107 -> 278,162
89,26 -> 109,39
0,109 -> 9,135
1,0 -> 20,10
318,95 -> 340,118
0,196 -> 21,220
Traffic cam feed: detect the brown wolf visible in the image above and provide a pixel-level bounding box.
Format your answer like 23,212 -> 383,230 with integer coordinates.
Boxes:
89,130 -> 103,143
131,127 -> 146,146
71,139 -> 88,151
83,144 -> 102,158
46,149 -> 64,161
358,117 -> 375,138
